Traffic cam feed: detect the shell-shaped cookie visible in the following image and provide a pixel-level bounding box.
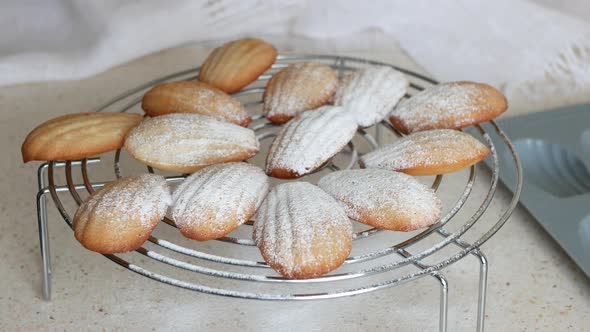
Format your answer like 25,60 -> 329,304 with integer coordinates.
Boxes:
22,112 -> 143,162
318,169 -> 442,231
73,174 -> 171,254
253,182 -> 352,279
124,113 -> 259,173
142,81 -> 251,127
360,129 -> 490,175
265,106 -> 357,179
389,81 -> 507,134
335,66 -> 408,127
263,62 -> 338,124
198,38 -> 277,93
171,163 -> 270,241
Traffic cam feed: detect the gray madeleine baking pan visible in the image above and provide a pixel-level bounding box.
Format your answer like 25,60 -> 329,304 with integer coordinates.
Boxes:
474,104 -> 590,276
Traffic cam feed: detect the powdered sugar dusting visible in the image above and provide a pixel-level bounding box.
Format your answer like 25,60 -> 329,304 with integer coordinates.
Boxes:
318,169 -> 442,230
76,174 -> 171,230
187,82 -> 250,125
171,162 -> 270,238
266,105 -> 358,177
390,82 -> 506,133
263,62 -> 338,122
360,129 -> 489,172
335,66 -> 408,127
253,182 -> 352,277
124,113 -> 259,170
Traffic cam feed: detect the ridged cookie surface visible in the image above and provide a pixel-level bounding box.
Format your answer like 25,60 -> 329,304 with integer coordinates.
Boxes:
263,62 -> 338,124
360,129 -> 490,175
265,106 -> 357,179
171,163 -> 270,241
335,66 -> 408,127
22,112 -> 143,162
318,169 -> 442,231
142,81 -> 251,126
73,174 -> 171,254
389,81 -> 507,134
253,182 -> 352,279
198,38 -> 277,93
124,113 -> 259,173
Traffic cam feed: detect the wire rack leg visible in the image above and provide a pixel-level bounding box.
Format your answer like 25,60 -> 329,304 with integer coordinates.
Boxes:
36,189 -> 52,301
472,250 -> 488,332
37,164 -> 52,300
398,247 -> 449,332
433,273 -> 449,332
37,164 -> 52,273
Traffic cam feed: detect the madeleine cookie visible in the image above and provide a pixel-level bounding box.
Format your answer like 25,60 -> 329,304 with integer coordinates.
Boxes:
22,112 -> 143,162
335,66 -> 408,127
263,62 -> 338,124
73,174 -> 171,254
198,38 -> 277,93
265,106 -> 357,179
360,129 -> 490,175
318,169 -> 442,231
253,182 -> 352,279
142,81 -> 251,127
124,113 -> 259,173
389,81 -> 507,134
171,163 -> 270,241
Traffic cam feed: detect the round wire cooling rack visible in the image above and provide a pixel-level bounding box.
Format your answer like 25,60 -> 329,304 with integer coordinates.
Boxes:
35,54 -> 522,321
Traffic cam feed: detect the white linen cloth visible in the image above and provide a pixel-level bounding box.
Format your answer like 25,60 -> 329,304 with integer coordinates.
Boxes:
1,0 -> 589,108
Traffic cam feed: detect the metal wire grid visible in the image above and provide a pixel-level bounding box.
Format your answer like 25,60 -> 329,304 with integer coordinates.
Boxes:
34,54 -> 523,332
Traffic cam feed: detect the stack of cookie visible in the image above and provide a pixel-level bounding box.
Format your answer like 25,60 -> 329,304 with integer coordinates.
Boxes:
21,37 -> 507,279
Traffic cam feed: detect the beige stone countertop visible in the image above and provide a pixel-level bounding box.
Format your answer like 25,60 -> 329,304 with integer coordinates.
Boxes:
1,45 -> 589,331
